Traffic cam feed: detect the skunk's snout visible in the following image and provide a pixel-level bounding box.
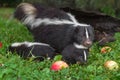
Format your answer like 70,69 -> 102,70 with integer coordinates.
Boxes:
84,39 -> 92,47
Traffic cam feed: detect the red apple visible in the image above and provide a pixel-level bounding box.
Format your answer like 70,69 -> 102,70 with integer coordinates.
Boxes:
50,61 -> 69,71
101,46 -> 111,53
0,42 -> 2,48
104,60 -> 119,70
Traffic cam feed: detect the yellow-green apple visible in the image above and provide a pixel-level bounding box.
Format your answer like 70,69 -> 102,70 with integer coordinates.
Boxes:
104,60 -> 119,70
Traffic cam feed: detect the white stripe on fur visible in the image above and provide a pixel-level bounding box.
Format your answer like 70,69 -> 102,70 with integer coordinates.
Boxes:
31,18 -> 74,29
85,28 -> 89,39
11,41 -> 50,47
23,15 -> 35,26
22,11 -> 90,29
67,13 -> 89,27
73,43 -> 88,49
83,50 -> 87,61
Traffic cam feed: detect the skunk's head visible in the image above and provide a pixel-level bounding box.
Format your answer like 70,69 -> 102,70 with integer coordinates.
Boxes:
62,44 -> 89,64
73,25 -> 94,48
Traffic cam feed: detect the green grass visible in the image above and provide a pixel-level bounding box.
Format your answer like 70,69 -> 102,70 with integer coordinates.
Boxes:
0,8 -> 120,80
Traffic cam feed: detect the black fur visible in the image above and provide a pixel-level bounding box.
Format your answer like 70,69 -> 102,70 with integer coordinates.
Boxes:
9,42 -> 56,61
14,3 -> 94,53
31,24 -> 94,52
60,7 -> 120,45
62,44 -> 89,64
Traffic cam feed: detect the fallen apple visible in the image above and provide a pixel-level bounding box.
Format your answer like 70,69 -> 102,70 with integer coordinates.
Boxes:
50,61 -> 69,71
0,42 -> 2,48
101,46 -> 111,53
104,60 -> 119,70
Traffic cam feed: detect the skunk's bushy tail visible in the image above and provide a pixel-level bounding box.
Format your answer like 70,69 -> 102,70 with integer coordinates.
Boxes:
14,3 -> 37,28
